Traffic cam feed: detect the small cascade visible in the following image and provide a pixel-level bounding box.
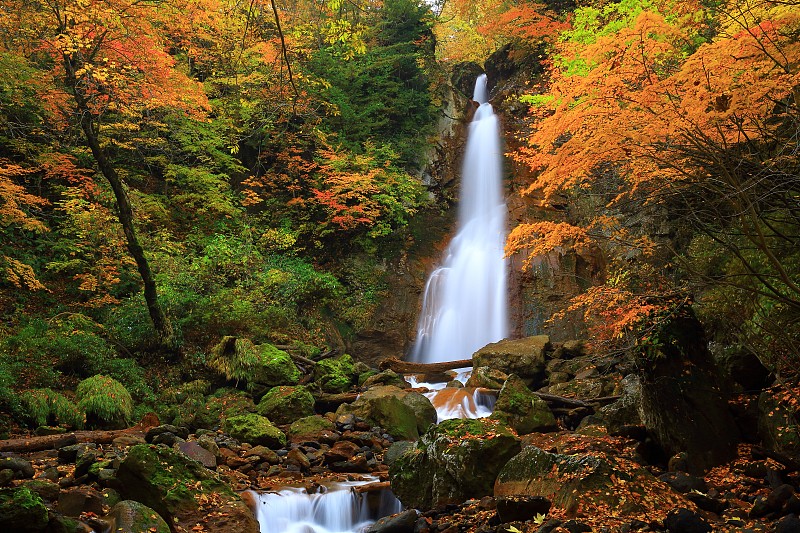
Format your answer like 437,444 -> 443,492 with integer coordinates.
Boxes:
411,74 -> 508,366
406,373 -> 496,422
253,479 -> 402,533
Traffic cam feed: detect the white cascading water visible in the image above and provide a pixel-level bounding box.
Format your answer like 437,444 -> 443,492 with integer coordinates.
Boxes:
252,479 -> 402,533
411,74 -> 508,365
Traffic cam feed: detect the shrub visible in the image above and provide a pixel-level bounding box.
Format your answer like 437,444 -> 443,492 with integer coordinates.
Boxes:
208,337 -> 300,390
76,375 -> 133,429
19,388 -> 84,429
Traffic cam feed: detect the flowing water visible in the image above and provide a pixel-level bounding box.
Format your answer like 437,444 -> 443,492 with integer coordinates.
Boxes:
253,74 -> 508,533
252,479 -> 402,533
411,74 -> 508,366
410,74 -> 509,421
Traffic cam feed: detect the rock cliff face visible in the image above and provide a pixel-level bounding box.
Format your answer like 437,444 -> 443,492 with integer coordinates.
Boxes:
349,50 -> 601,365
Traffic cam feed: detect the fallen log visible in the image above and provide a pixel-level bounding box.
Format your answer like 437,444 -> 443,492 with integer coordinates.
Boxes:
314,392 -> 360,412
379,357 -> 472,374
532,392 -> 592,409
0,413 -> 159,453
352,481 -> 390,494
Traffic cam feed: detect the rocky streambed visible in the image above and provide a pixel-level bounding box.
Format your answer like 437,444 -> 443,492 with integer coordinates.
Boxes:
1,334 -> 799,533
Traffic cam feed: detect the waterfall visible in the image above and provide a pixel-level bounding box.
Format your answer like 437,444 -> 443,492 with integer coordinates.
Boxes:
252,479 -> 403,533
411,74 -> 508,364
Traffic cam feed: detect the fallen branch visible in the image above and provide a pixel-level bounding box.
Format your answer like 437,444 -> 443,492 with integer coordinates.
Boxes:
532,392 -> 592,409
379,357 -> 472,374
352,481 -> 390,494
0,413 -> 159,453
314,392 -> 359,412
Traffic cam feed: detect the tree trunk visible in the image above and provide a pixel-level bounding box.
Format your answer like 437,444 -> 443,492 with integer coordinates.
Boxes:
62,51 -> 176,352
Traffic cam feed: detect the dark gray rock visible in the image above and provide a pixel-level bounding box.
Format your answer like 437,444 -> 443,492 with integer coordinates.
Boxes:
776,514 -> 800,533
58,486 -> 104,517
365,509 -> 419,533
0,456 -> 34,479
658,472 -> 707,494
178,441 -> 217,469
663,507 -> 711,533
145,424 -> 189,443
496,496 -> 551,523
105,500 -> 170,533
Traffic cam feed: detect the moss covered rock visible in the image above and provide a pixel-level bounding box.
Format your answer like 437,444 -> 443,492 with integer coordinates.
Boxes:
495,445 -> 686,519
209,337 -> 300,391
105,500 -> 170,533
313,354 -> 357,393
194,389 -> 256,430
758,391 -> 800,460
287,415 -> 336,440
257,386 -> 315,425
76,375 -> 133,429
117,444 -> 258,533
223,413 -> 287,448
336,385 -> 435,440
389,418 -> 520,509
361,370 -> 409,389
490,375 -> 557,435
0,487 -> 49,532
465,367 -> 508,389
472,336 -> 550,386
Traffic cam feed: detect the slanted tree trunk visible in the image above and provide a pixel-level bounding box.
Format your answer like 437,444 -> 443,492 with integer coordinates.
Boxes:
62,54 -> 176,352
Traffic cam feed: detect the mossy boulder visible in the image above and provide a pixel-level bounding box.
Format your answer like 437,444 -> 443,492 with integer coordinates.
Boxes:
117,444 -> 258,533
223,413 -> 287,448
256,386 -> 315,425
105,500 -> 170,533
472,336 -> 550,386
194,389 -> 256,430
209,337 -> 300,391
490,375 -> 557,434
758,391 -> 800,460
495,445 -> 686,519
547,376 -> 619,399
313,354 -> 357,393
389,418 -> 520,509
287,415 -> 336,440
336,385 -> 436,440
0,487 -> 49,532
465,366 -> 508,389
362,370 -> 409,389
76,375 -> 133,429
19,388 -> 83,429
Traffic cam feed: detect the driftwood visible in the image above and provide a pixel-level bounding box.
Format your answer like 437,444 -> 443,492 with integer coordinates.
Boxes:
379,357 -> 472,374
0,413 -> 159,454
352,481 -> 390,494
314,392 -> 359,412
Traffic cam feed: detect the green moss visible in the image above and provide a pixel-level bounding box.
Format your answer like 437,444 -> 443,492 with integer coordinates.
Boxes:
287,415 -> 336,438
313,354 -> 356,393
208,337 -> 299,390
194,389 -> 256,429
76,375 -> 133,429
0,487 -> 49,532
223,413 -> 287,448
19,388 -> 83,429
256,386 -> 315,425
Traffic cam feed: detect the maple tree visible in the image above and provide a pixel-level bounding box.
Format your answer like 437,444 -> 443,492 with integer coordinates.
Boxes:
506,0 -> 800,367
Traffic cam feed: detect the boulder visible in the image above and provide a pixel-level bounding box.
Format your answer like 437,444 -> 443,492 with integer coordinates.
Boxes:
313,354 -> 357,393
21,479 -> 60,502
389,418 -> 520,509
287,415 -> 337,441
596,374 -> 643,433
663,507 -> 711,533
472,336 -> 550,386
758,391 -> 800,461
465,367 -> 508,389
336,385 -> 436,440
223,414 -> 287,448
256,386 -> 315,425
58,486 -> 105,516
194,390 -> 256,430
116,444 -> 259,533
490,375 -> 557,434
362,370 -> 409,389
104,500 -> 170,533
0,456 -> 34,479
495,495 -> 551,523
0,487 -> 49,532
547,376 -> 618,399
177,441 -> 217,469
365,509 -> 419,533
209,337 -> 300,390
495,446 -> 688,519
